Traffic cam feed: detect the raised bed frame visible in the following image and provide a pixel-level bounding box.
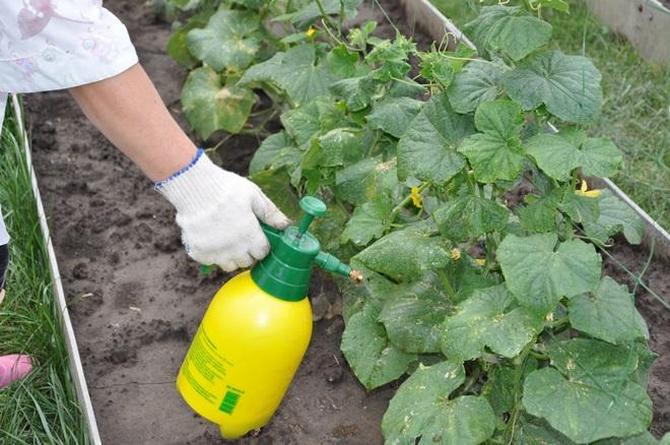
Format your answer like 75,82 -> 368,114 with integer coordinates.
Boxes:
401,0 -> 670,261
13,2 -> 670,443
584,0 -> 670,66
10,95 -> 102,445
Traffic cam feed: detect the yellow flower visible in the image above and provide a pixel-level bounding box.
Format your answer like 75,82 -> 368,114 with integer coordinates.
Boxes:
474,258 -> 486,267
450,248 -> 461,261
306,27 -> 317,38
575,180 -> 601,198
410,186 -> 423,208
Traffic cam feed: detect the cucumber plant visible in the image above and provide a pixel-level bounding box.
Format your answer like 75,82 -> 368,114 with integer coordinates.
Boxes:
164,0 -> 362,139
168,2 -> 668,443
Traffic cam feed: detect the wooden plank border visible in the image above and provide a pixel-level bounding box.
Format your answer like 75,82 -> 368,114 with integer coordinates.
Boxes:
584,0 -> 670,66
10,94 -> 102,445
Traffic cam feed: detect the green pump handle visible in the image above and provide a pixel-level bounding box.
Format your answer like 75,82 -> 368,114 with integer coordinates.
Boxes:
252,197 -> 362,301
258,196 -> 360,280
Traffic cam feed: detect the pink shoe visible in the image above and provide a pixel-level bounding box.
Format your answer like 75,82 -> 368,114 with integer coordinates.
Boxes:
0,354 -> 33,389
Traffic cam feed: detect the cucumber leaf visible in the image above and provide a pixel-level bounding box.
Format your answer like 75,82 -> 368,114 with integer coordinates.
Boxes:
240,44 -> 335,107
367,96 -> 424,138
379,272 -> 453,354
180,67 -> 255,138
523,339 -> 653,443
568,276 -> 649,344
398,94 -> 474,185
458,100 -> 526,183
249,131 -> 301,175
441,284 -> 543,362
433,195 -> 509,242
527,133 -> 623,180
448,60 -> 507,113
340,303 -> 416,389
584,190 -> 645,245
464,5 -> 552,61
186,9 -> 262,71
382,361 -> 496,445
497,233 -> 602,313
502,50 -> 602,124
354,225 -> 451,283
341,195 -> 394,247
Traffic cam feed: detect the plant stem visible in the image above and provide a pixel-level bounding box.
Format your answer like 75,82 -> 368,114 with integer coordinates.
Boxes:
437,269 -> 458,301
459,365 -> 482,396
504,341 -> 535,445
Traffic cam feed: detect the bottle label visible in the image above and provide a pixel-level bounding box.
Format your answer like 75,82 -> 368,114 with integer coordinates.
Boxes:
219,387 -> 243,414
182,326 -> 243,412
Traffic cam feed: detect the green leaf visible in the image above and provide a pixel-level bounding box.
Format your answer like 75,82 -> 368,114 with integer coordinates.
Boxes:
366,35 -> 416,82
448,60 -> 506,113
464,5 -> 552,61
277,0 -> 362,25
441,284 -> 543,362
512,417 -> 578,444
398,94 -> 474,185
502,50 -> 602,123
596,432 -> 663,445
181,67 -> 256,138
240,44 -> 335,106
186,9 -> 261,71
580,137 -> 624,177
367,97 -> 424,138
444,257 -> 499,304
526,133 -> 581,181
527,133 -> 623,180
418,46 -> 476,88
483,363 -> 538,417
280,98 -> 347,148
340,303 -> 416,389
317,128 -> 365,167
433,195 -> 509,242
382,361 -> 496,445
584,190 -> 645,245
166,12 -> 210,68
497,233 -> 602,313
379,272 -> 453,353
329,75 -> 378,111
523,339 -> 653,443
568,276 -> 649,344
326,45 -> 362,78
341,196 -> 394,247
249,168 -> 301,220
354,225 -> 451,283
516,192 -> 561,233
335,157 -> 399,205
458,100 -> 526,183
419,51 -> 455,87
559,188 -> 600,224
249,131 -> 301,175
388,77 -> 427,98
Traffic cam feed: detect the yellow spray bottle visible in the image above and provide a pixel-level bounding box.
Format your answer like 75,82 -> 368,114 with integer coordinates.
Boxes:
176,196 -> 361,439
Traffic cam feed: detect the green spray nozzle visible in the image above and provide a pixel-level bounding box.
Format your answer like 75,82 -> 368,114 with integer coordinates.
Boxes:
253,196 -> 362,301
297,196 -> 327,237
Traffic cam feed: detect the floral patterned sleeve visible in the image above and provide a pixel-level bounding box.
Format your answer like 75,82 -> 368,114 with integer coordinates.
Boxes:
0,1 -> 138,94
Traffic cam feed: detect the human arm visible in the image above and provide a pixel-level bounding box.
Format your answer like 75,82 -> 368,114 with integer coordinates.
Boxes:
69,64 -> 289,270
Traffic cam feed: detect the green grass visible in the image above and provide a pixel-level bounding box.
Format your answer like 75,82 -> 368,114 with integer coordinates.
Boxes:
0,103 -> 89,444
432,0 -> 670,230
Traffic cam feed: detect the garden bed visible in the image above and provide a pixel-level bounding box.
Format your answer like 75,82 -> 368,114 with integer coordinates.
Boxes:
25,0 -> 670,443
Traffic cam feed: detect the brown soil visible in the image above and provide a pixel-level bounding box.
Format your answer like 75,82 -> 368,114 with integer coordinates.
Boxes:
24,0 -> 669,443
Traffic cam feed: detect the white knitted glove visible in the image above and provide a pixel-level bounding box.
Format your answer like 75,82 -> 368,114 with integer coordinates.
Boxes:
156,151 -> 290,271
